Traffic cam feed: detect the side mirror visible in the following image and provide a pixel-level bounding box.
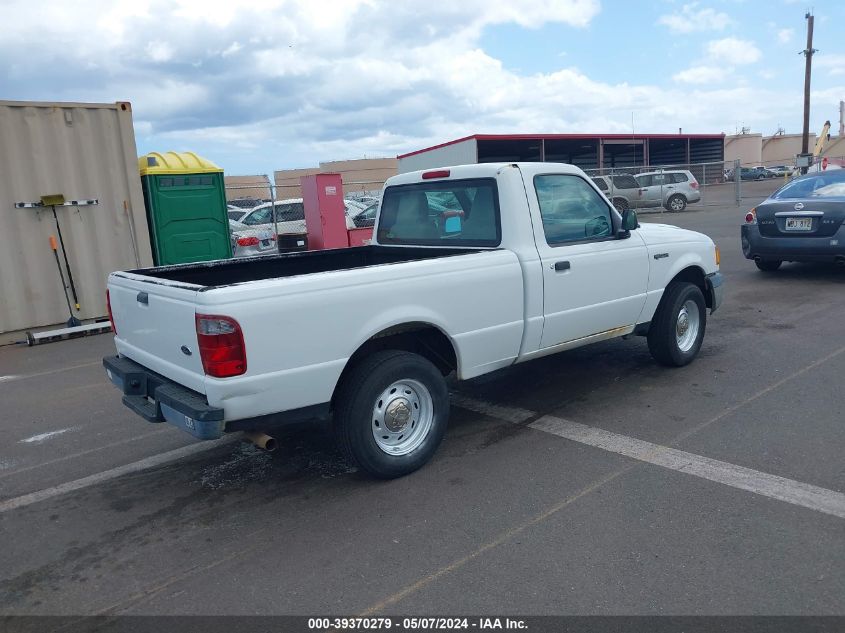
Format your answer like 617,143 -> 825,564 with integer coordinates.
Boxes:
621,209 -> 638,232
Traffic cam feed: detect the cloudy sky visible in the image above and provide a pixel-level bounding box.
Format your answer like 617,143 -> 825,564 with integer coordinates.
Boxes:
3,0 -> 844,175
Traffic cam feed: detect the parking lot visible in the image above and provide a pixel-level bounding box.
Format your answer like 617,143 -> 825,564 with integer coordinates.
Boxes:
1,180 -> 843,618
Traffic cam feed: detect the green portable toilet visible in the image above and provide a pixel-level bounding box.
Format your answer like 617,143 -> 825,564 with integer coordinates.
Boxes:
139,151 -> 233,265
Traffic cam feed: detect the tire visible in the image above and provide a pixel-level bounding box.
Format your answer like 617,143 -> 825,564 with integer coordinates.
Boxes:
647,282 -> 706,367
612,198 -> 629,213
666,194 -> 687,212
333,350 -> 449,479
755,258 -> 782,271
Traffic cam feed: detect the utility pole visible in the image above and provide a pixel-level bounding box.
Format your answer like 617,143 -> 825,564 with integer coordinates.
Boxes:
800,12 -> 816,172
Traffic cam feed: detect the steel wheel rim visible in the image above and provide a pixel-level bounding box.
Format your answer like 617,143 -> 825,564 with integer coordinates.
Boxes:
675,299 -> 700,353
371,379 -> 433,456
670,197 -> 684,211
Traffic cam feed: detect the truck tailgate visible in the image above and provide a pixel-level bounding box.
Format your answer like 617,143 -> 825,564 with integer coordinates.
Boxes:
108,272 -> 207,394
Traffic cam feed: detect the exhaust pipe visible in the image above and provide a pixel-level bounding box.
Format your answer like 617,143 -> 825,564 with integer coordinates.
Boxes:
243,431 -> 278,452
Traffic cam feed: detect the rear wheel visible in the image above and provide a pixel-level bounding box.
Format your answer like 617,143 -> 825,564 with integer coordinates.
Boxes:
755,258 -> 782,271
333,350 -> 449,479
647,282 -> 706,367
612,198 -> 629,213
666,194 -> 687,212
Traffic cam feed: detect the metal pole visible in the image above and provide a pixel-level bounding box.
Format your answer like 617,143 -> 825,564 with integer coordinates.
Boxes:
734,159 -> 741,206
267,174 -> 278,241
50,205 -> 80,310
800,13 -> 815,173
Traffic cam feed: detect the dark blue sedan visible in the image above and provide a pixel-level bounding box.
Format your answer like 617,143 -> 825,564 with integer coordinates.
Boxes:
741,169 -> 845,271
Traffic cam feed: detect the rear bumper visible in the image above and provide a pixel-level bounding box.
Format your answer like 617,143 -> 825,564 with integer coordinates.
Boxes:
741,224 -> 845,262
103,355 -> 224,439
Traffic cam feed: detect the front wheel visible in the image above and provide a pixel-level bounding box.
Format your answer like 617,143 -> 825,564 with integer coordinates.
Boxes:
647,282 -> 706,367
333,350 -> 449,479
666,194 -> 687,212
612,198 -> 629,213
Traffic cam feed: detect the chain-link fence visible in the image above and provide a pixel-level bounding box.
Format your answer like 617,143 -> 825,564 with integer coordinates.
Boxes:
579,155 -> 845,212
224,179 -> 385,256
582,160 -> 738,211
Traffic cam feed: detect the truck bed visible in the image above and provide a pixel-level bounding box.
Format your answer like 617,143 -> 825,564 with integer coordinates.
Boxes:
130,245 -> 479,288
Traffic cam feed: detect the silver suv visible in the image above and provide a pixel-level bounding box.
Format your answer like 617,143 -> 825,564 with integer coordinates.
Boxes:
634,170 -> 701,212
590,174 -> 648,212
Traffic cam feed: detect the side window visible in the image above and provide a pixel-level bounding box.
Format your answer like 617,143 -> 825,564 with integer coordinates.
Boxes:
244,207 -> 271,225
534,174 -> 614,245
637,175 -> 652,187
611,174 -> 639,190
671,172 -> 689,183
591,177 -> 609,192
290,203 -> 305,220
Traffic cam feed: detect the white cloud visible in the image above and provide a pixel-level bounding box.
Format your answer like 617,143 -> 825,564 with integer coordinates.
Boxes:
815,54 -> 845,77
706,37 -> 762,65
672,66 -> 727,84
658,2 -> 732,34
145,41 -> 174,63
221,42 -> 242,58
0,0 -> 829,174
777,28 -> 794,44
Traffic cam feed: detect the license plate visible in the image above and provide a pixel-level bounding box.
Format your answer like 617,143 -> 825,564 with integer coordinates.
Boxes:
785,217 -> 812,231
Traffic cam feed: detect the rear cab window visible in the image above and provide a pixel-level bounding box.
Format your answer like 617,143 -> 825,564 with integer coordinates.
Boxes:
377,178 -> 501,247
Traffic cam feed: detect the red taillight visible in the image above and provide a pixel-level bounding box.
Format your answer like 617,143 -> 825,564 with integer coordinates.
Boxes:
745,208 -> 757,224
422,170 -> 450,179
690,181 -> 699,189
106,289 -> 117,335
237,236 -> 260,246
195,314 -> 246,378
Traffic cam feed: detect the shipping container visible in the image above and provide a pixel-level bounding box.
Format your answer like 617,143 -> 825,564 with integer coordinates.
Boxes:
0,100 -> 153,344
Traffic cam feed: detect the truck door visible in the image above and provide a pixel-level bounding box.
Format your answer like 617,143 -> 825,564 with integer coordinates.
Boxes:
527,172 -> 649,348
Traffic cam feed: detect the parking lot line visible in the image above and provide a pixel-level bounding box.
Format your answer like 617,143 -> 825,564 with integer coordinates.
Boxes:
453,396 -> 845,520
0,359 -> 102,384
530,415 -> 845,519
0,428 -> 170,480
0,435 -> 239,513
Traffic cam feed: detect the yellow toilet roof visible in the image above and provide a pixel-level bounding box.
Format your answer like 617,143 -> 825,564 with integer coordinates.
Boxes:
139,151 -> 222,176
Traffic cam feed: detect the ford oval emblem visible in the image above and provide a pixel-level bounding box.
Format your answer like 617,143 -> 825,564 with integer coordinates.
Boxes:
794,202 -> 804,210
180,345 -> 192,356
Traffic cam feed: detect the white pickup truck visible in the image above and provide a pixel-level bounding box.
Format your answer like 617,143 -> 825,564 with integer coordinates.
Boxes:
104,162 -> 723,478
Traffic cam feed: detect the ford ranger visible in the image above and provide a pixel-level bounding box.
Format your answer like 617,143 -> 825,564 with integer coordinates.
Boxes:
104,162 -> 723,478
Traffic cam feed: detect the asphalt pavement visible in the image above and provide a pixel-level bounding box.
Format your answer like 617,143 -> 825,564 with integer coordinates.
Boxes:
1,179 -> 843,620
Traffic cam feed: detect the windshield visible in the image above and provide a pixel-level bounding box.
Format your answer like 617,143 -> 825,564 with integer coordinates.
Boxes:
377,178 -> 500,246
772,171 -> 845,199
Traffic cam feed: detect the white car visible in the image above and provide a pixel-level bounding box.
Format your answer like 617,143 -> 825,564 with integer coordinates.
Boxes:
230,226 -> 277,258
232,198 -> 367,234
634,170 -> 702,212
104,162 -> 723,478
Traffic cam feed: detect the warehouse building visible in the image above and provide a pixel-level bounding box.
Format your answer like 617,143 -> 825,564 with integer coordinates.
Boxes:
397,133 -> 725,174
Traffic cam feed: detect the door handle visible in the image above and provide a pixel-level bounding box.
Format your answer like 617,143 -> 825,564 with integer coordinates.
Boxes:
136,291 -> 149,305
554,261 -> 570,271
